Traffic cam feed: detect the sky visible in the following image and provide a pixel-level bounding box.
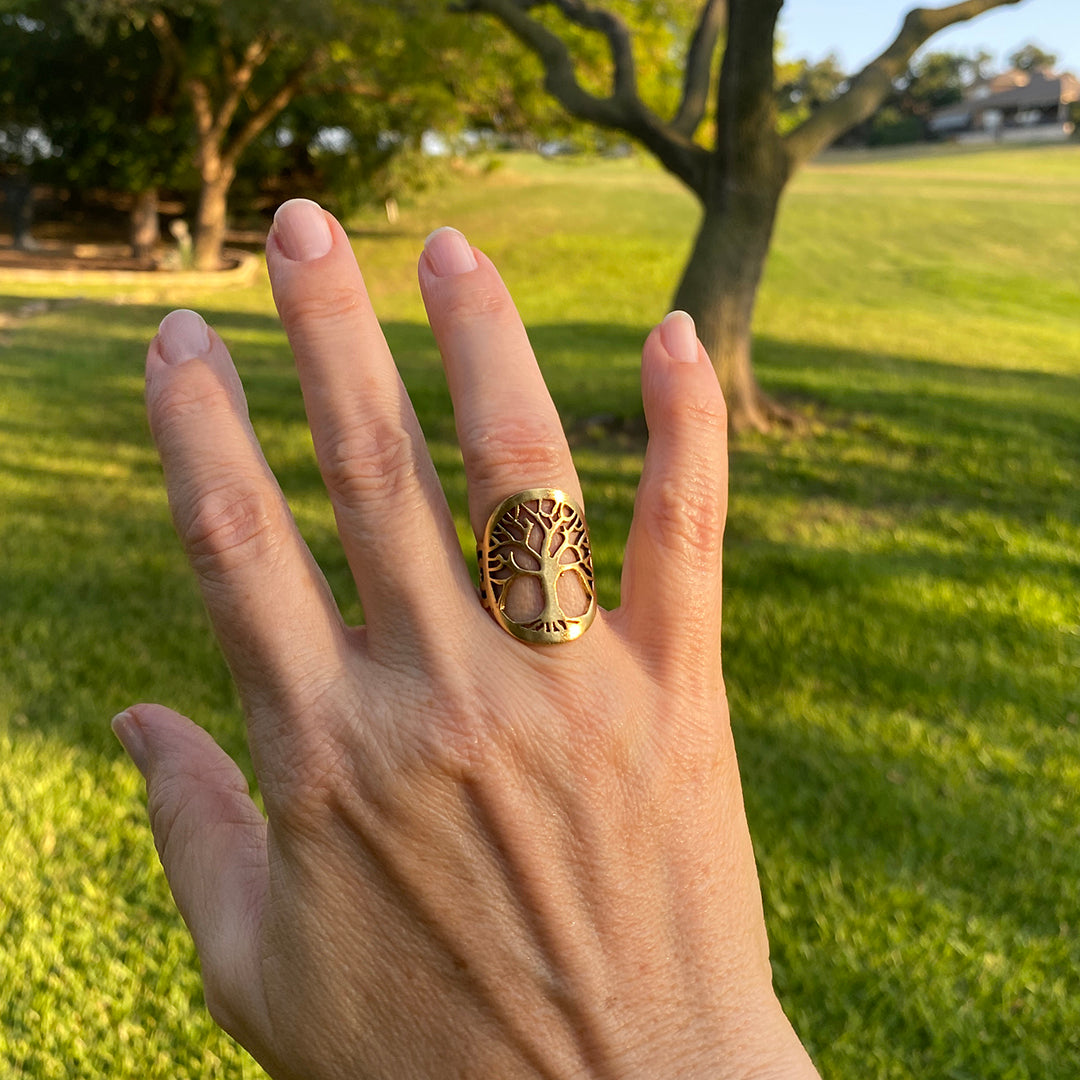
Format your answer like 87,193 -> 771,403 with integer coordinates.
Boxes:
777,0 -> 1080,75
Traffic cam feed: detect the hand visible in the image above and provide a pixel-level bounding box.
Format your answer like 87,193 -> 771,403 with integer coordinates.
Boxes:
114,199 -> 819,1079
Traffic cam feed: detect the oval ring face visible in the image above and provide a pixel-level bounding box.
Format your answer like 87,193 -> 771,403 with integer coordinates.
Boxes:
478,488 -> 597,645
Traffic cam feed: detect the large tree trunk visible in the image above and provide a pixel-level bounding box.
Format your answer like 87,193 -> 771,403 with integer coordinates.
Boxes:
672,180 -> 786,434
192,163 -> 234,271
130,188 -> 160,261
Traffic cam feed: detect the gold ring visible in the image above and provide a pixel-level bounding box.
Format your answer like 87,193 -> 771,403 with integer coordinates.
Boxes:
478,488 -> 597,645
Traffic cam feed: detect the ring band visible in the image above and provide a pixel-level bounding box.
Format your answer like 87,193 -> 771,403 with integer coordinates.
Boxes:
478,488 -> 597,645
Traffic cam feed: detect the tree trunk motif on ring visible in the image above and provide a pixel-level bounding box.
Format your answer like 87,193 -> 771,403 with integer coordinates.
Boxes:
479,489 -> 597,645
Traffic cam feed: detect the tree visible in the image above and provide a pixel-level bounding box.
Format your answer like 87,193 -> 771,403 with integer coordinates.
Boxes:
1009,42 -> 1056,72
456,0 -> 1028,431
2,1 -> 493,265
61,0 -> 486,270
0,10 -> 50,248
138,0 -> 356,269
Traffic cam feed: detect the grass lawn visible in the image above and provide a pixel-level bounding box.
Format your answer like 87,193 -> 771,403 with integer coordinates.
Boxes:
1,141 -> 1078,1078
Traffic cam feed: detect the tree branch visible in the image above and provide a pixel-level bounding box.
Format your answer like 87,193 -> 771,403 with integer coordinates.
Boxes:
456,0 -> 709,194
187,77 -> 215,145
785,0 -> 1027,164
221,33 -> 236,87
456,0 -> 627,126
209,33 -> 276,151
543,0 -> 637,101
671,0 -> 726,138
221,56 -> 320,173
147,9 -> 182,67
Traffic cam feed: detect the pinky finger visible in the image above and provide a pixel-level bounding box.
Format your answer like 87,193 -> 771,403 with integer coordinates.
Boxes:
618,312 -> 728,684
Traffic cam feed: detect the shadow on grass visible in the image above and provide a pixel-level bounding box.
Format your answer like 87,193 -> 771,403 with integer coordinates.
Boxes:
747,336 -> 1080,508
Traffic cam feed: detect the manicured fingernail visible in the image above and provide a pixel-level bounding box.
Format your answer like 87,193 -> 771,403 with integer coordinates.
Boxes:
660,310 -> 700,364
273,198 -> 333,262
111,711 -> 150,777
424,227 -> 478,277
157,309 -> 210,365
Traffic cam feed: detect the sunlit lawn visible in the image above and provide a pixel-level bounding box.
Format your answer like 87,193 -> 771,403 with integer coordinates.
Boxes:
1,142 -> 1078,1077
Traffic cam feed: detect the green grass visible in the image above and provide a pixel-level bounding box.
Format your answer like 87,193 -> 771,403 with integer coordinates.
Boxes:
1,142 -> 1078,1077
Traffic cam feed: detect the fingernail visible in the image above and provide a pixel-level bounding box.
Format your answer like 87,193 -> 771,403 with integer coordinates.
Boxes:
424,227 -> 478,277
157,309 -> 210,365
660,310 -> 700,364
273,198 -> 333,262
111,711 -> 150,778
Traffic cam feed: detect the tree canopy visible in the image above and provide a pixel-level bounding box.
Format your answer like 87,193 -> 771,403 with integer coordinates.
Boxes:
0,0 -> 513,266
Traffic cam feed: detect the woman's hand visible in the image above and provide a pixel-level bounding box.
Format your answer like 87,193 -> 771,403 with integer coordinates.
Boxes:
113,199 -> 818,1079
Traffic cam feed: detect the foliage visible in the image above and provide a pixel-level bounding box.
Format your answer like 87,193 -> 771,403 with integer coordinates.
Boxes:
235,7 -> 581,216
531,0 -> 705,117
232,75 -> 443,218
836,47 -> 995,149
0,1 -> 188,192
903,48 -> 991,113
460,0 -> 716,147
1,143 -> 1079,1077
436,7 -> 590,145
868,104 -> 924,145
775,53 -> 847,134
1,0 -> 524,263
1009,42 -> 1057,72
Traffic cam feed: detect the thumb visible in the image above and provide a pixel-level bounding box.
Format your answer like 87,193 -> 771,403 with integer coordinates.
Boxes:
112,703 -> 268,1041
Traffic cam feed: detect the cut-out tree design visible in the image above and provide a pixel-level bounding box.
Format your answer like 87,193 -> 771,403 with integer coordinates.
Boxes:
480,490 -> 597,644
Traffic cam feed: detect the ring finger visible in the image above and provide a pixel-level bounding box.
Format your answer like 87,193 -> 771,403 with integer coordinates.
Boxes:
418,229 -> 593,638
418,228 -> 582,535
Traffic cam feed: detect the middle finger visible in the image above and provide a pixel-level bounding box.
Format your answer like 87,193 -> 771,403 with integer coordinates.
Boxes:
267,201 -> 476,645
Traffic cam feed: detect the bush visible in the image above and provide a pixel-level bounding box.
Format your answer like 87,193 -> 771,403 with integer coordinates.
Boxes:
869,106 -> 925,146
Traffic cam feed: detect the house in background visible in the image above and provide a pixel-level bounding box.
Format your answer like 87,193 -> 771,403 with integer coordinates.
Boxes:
929,68 -> 1080,142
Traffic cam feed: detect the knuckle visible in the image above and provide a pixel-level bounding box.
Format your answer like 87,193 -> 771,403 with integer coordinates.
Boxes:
463,417 -> 568,493
683,395 -> 728,442
151,368 -> 239,432
275,281 -> 361,328
179,478 -> 282,577
146,774 -> 192,856
648,470 -> 726,561
438,280 -> 514,325
387,679 -> 495,781
252,677 -> 378,832
318,417 -> 420,506
642,390 -> 728,560
655,375 -> 727,439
